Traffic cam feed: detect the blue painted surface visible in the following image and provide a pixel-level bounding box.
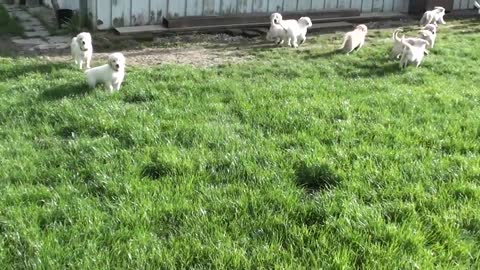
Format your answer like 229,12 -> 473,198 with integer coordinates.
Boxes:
88,0 -> 473,29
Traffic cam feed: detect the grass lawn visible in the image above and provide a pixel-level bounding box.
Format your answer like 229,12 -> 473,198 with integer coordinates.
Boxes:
0,4 -> 23,35
1,19 -> 480,268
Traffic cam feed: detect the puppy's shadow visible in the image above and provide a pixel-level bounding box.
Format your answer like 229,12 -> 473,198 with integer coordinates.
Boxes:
336,59 -> 400,78
302,49 -> 341,60
40,82 -> 93,100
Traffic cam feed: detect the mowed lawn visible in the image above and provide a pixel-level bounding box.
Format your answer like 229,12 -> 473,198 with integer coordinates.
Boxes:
1,19 -> 480,269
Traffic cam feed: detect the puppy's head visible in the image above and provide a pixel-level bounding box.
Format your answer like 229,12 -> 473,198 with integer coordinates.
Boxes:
423,24 -> 437,34
76,32 -> 92,51
108,52 -> 126,72
298,17 -> 312,28
355,24 -> 368,33
270,13 -> 282,25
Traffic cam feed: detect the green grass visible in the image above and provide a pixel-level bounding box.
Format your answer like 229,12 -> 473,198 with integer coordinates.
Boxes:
0,4 -> 23,35
1,20 -> 480,269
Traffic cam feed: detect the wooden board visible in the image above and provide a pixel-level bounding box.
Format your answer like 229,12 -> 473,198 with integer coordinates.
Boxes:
163,8 -> 361,28
116,12 -> 406,35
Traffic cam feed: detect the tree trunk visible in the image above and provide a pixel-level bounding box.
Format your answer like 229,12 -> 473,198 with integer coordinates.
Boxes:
51,0 -> 59,11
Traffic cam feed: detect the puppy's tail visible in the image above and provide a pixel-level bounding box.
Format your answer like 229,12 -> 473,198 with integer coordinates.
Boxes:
272,19 -> 288,33
475,1 -> 480,9
401,37 -> 413,51
393,28 -> 402,41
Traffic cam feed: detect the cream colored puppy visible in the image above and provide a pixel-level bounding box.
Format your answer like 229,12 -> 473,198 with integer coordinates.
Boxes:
420,7 -> 446,26
85,53 -> 126,93
399,37 -> 430,69
266,13 -> 287,45
423,23 -> 437,34
391,29 -> 430,59
70,32 -> 93,70
418,29 -> 436,49
340,24 -> 368,54
284,17 -> 312,48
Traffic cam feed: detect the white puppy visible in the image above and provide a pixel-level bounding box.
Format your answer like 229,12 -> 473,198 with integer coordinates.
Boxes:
85,53 -> 126,93
268,13 -> 312,48
423,23 -> 437,34
284,17 -> 312,48
399,37 -> 430,69
391,29 -> 430,59
420,7 -> 446,26
475,1 -> 480,14
418,29 -> 436,49
70,32 -> 93,70
340,24 -> 368,54
266,13 -> 287,45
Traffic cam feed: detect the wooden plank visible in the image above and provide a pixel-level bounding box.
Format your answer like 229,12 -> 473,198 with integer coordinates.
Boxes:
96,0 -> 112,30
372,0 -> 384,11
116,12 -> 406,35
284,0 -> 298,11
362,0 -> 373,12
308,21 -> 353,32
453,0 -> 461,10
203,0 -> 216,15
163,8 -> 361,28
252,0 -> 268,12
168,0 -> 186,17
237,0 -> 254,13
268,0 -> 284,12
337,0 -> 349,8
383,0 -> 394,12
186,0 -> 204,16
150,0 -> 167,24
297,0 -> 312,10
131,0 -> 149,25
461,0 -> 470,9
311,0 -> 326,9
111,0 -> 130,27
324,0 -> 337,9
350,0 -> 362,10
221,0 -> 237,14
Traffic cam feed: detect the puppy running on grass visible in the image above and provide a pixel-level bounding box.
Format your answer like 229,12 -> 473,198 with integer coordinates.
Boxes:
420,7 -> 446,26
398,36 -> 430,69
340,24 -> 368,54
70,32 -> 93,70
267,13 -> 312,48
391,29 -> 431,59
85,53 -> 126,93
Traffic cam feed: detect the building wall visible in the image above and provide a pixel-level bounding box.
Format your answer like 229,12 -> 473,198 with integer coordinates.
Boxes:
42,0 -> 80,10
85,0 -> 474,30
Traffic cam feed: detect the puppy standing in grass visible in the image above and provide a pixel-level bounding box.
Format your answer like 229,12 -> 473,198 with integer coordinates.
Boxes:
391,29 -> 431,59
340,24 -> 368,54
70,32 -> 93,70
267,13 -> 312,48
266,13 -> 287,45
85,53 -> 126,93
398,36 -> 430,69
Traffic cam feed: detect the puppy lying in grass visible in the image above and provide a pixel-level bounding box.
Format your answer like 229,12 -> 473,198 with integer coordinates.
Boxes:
85,53 -> 126,93
340,24 -> 368,54
70,32 -> 93,70
398,36 -> 430,69
420,7 -> 446,26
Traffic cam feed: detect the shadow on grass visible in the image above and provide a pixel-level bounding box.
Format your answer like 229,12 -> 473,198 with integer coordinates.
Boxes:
335,59 -> 400,78
40,82 -> 93,100
295,162 -> 341,193
0,61 -> 71,81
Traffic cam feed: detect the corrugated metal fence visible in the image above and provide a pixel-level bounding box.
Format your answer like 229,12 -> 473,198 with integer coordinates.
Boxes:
85,0 -> 476,29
